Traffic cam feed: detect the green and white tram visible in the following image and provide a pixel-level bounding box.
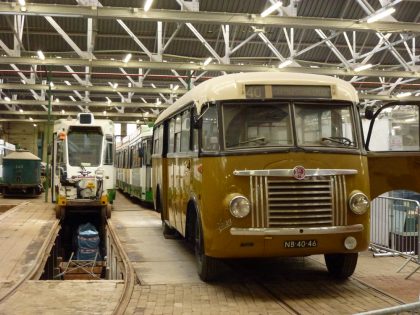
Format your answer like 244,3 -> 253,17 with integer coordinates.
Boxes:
116,125 -> 153,204
51,113 -> 116,219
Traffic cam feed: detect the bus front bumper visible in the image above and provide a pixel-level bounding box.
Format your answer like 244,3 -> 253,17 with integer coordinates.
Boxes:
230,224 -> 364,236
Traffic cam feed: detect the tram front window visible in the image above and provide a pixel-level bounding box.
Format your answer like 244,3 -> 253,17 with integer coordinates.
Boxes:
67,127 -> 103,166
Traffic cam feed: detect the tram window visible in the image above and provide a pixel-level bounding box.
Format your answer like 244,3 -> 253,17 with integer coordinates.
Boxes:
175,115 -> 182,152
56,141 -> 65,173
168,119 -> 175,153
67,128 -> 102,166
146,139 -> 152,166
130,145 -> 136,168
202,105 -> 220,152
104,141 -> 113,165
181,111 -> 191,152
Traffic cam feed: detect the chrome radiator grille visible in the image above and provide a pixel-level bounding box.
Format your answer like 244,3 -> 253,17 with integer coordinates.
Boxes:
249,175 -> 347,228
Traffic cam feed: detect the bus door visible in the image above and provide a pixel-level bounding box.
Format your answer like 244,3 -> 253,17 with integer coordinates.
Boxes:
365,102 -> 420,198
167,116 -> 180,229
178,110 -> 193,233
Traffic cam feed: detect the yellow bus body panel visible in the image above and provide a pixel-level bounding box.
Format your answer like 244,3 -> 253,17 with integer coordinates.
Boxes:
367,152 -> 420,199
162,151 -> 371,259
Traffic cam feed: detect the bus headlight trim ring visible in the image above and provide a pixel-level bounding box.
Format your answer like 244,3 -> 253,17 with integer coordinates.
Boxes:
348,191 -> 369,215
229,195 -> 250,218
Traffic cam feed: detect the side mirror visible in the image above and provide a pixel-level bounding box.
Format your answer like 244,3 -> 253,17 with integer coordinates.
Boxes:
364,106 -> 375,120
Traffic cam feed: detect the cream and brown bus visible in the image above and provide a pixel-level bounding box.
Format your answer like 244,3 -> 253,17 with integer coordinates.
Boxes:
152,72 -> 420,281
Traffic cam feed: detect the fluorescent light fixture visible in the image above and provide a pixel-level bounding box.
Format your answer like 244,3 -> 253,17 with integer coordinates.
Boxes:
261,1 -> 283,17
278,59 -> 293,68
405,118 -> 416,123
4,96 -> 11,102
103,110 -> 107,115
19,109 -> 23,113
49,81 -> 54,88
144,112 -> 149,116
173,85 -> 179,91
203,57 -> 212,66
141,98 -> 147,103
69,96 -> 76,102
37,50 -> 45,60
367,7 -> 396,23
64,80 -> 71,86
33,124 -> 37,127
106,97 -> 112,104
29,117 -> 33,121
61,109 -> 65,114
144,0 -> 153,11
18,0 -> 25,6
151,83 -> 156,88
354,63 -> 373,72
123,53 -> 132,63
55,98 -> 60,103
396,92 -> 412,98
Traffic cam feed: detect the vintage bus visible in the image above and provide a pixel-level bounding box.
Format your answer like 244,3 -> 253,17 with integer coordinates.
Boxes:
52,113 -> 116,219
151,72 -> 420,281
115,125 -> 153,204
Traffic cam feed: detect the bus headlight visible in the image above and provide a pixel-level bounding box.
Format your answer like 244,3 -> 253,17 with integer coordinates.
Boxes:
348,191 -> 369,215
229,196 -> 250,218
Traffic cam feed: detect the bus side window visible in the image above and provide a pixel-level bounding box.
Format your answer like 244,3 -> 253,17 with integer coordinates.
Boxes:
202,105 -> 220,152
175,115 -> 182,153
181,111 -> 190,152
168,119 -> 175,153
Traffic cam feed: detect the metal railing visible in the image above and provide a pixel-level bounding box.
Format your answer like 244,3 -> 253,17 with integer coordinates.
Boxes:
370,196 -> 420,279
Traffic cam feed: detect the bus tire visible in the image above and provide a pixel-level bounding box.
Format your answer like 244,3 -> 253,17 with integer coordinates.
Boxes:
194,215 -> 218,282
324,252 -> 358,279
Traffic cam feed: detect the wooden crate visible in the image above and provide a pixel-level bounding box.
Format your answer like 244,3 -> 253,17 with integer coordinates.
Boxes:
59,261 -> 106,280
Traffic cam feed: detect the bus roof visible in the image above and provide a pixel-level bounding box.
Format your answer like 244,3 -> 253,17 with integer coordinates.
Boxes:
155,72 -> 359,124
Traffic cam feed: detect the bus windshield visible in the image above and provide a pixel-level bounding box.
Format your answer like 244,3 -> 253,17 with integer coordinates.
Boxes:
67,127 -> 103,166
221,101 -> 356,150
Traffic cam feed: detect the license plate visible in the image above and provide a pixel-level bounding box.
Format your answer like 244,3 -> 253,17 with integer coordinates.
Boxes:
284,240 -> 318,248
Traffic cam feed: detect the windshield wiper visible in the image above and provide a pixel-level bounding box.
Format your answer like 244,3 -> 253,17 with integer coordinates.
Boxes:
321,137 -> 353,146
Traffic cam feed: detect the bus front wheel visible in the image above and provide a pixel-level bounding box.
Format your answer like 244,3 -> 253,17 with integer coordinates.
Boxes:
194,216 -> 218,282
324,252 -> 358,279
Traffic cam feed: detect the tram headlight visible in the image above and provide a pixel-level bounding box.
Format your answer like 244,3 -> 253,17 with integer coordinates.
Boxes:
229,195 -> 250,218
348,191 -> 369,215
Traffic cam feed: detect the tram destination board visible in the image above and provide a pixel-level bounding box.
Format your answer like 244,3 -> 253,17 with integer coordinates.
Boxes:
284,239 -> 318,248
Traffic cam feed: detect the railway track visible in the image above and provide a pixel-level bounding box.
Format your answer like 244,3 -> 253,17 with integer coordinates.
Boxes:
0,214 -> 136,315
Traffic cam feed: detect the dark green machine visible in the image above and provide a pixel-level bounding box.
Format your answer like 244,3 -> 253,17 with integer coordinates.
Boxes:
0,150 -> 44,196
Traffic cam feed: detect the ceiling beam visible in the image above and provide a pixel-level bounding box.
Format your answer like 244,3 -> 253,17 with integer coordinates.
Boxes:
0,109 -> 154,118
0,56 -> 418,79
0,82 -> 184,94
0,3 -> 420,33
0,99 -> 169,109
